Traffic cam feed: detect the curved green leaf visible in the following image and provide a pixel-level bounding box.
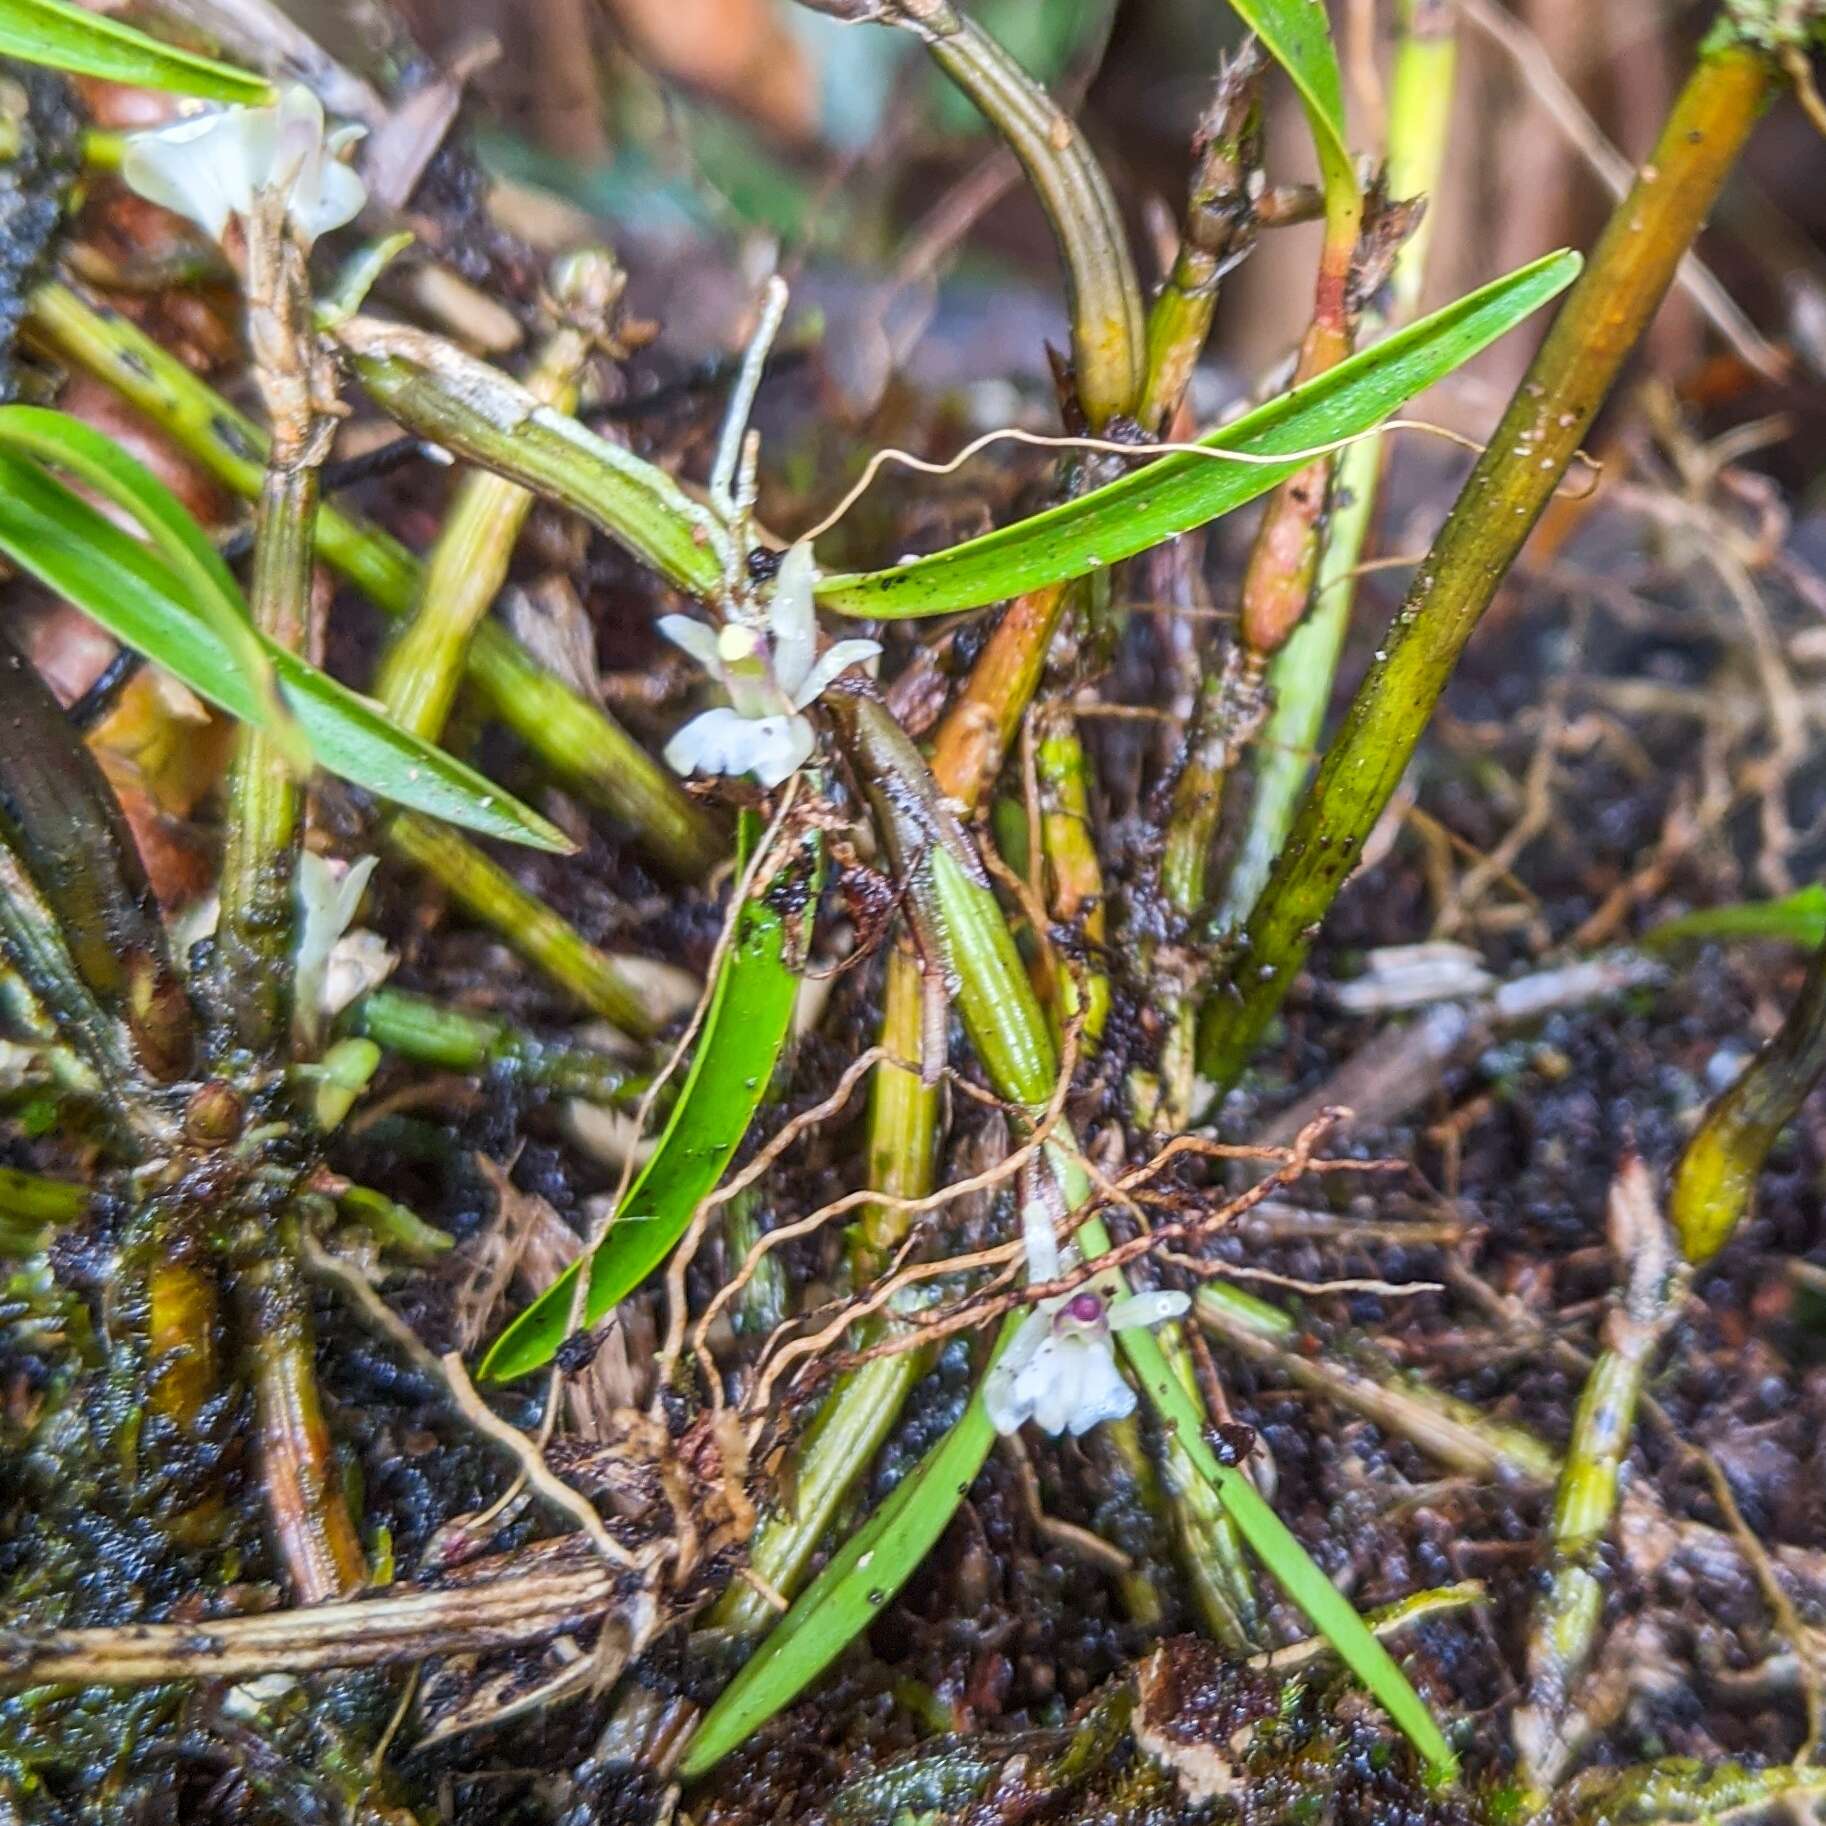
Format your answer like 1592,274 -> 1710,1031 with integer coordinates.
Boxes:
0,0 -> 271,102
678,1313 -> 1021,1779
479,822 -> 814,1381
0,407 -> 291,752
0,453 -> 569,851
1225,0 -> 1357,213
1116,1316 -> 1459,1782
816,249 -> 1579,620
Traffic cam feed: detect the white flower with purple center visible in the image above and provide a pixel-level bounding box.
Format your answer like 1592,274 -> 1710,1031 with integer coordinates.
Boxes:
122,83 -> 366,249
984,1201 -> 1189,1438
658,542 -> 879,790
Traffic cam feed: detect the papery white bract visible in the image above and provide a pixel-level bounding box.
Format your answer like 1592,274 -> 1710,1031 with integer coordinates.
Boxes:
122,83 -> 366,248
660,542 -> 879,789
986,1197 -> 1189,1437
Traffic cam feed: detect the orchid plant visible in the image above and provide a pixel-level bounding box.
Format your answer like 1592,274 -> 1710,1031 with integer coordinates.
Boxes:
659,542 -> 879,789
984,1200 -> 1189,1437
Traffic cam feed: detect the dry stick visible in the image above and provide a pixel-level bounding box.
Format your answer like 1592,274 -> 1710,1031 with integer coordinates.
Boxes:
1197,31 -> 1783,1091
0,1537 -> 640,1689
1512,1157 -> 1686,1795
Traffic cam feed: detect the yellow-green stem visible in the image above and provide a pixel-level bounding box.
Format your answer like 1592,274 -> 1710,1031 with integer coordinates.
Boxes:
1670,933 -> 1826,1262
1218,0 -> 1458,930
212,463 -> 314,1062
374,251 -> 619,744
385,812 -> 658,1038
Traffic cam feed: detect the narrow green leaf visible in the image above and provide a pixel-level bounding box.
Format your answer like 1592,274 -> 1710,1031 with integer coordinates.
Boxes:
679,1315 -> 1020,1778
0,406 -> 290,748
0,0 -> 271,101
1646,884 -> 1826,951
1223,0 -> 1357,212
816,250 -> 1579,620
1117,1318 -> 1460,1783
479,822 -> 813,1381
0,453 -> 570,851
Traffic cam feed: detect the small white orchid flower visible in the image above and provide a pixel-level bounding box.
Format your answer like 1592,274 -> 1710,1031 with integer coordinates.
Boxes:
985,1199 -> 1189,1438
659,542 -> 879,790
122,83 -> 366,248
293,853 -> 394,1049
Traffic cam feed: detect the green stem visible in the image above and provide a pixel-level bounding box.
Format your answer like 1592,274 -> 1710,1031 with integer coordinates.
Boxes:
1670,932 -> 1826,1262
1198,36 -> 1780,1090
211,463 -> 314,1062
384,812 -> 659,1038
880,0 -> 1143,425
1218,0 -> 1458,930
343,986 -> 648,1103
22,282 -> 720,880
0,629 -> 193,1083
0,841 -> 142,1122
332,311 -> 728,598
1033,705 -> 1110,1051
373,251 -> 620,745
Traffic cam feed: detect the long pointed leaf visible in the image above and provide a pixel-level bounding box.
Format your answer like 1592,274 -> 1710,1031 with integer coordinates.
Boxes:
815,250 -> 1579,619
0,406 -> 292,752
479,822 -> 814,1381
0,0 -> 271,101
678,1315 -> 1020,1779
0,454 -> 569,851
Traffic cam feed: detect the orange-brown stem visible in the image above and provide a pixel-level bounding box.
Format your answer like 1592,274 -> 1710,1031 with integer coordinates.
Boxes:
239,1231 -> 366,1603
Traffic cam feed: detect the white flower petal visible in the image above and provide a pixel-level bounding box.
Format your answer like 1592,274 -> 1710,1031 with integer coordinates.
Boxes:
1028,1339 -> 1086,1436
293,852 -> 379,1048
744,714 -> 816,788
292,157 -> 366,244
320,929 -> 396,1020
791,638 -> 881,711
766,542 -> 820,700
1106,1290 -> 1190,1332
119,84 -> 365,249
121,110 -> 253,241
1063,1342 -> 1138,1436
665,706 -> 753,779
273,82 -> 325,189
658,614 -> 724,675
985,1311 -> 1055,1435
